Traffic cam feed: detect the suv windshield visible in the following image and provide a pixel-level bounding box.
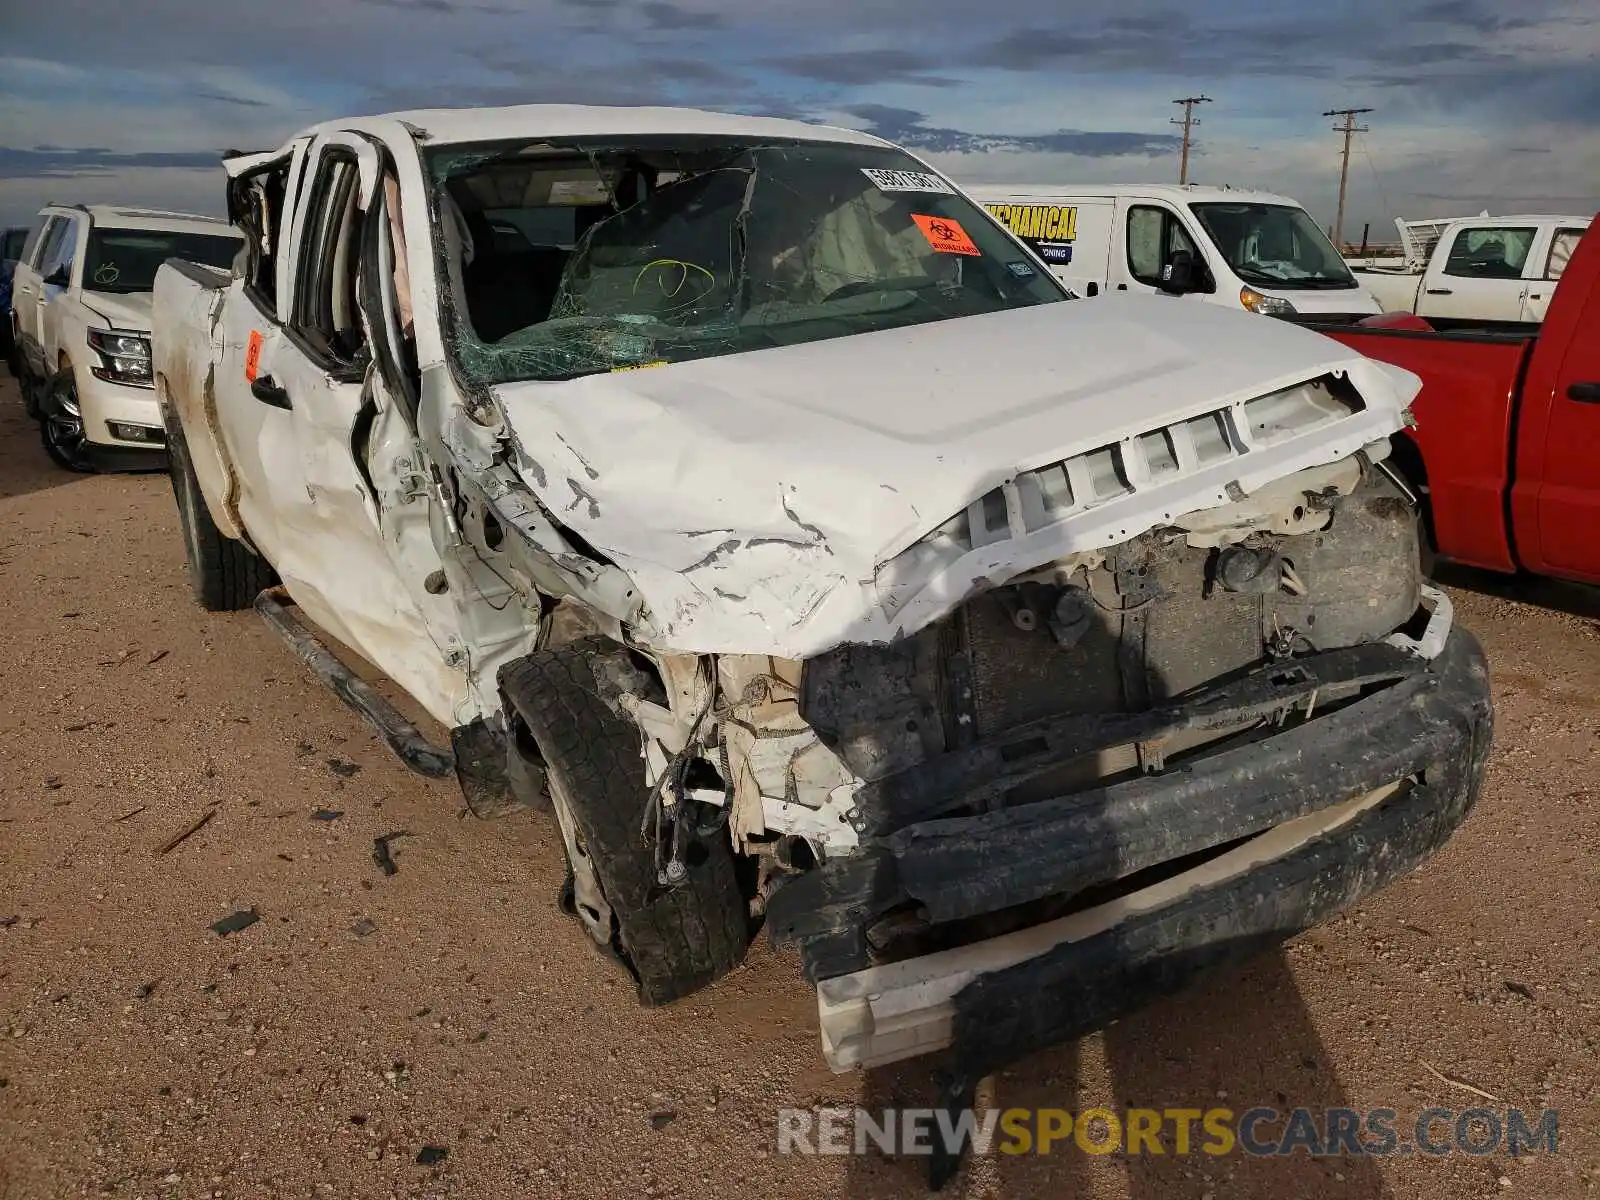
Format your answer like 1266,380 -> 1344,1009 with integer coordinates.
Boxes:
1189,202 -> 1356,289
430,139 -> 1068,384
83,228 -> 240,294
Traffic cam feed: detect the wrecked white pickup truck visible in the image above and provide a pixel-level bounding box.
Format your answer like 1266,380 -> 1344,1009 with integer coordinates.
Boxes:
153,104 -> 1492,1135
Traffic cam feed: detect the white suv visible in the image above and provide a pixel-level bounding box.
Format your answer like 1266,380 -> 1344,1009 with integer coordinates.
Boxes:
9,205 -> 240,471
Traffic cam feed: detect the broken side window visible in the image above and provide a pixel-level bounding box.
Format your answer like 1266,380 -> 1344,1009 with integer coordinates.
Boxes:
229,161 -> 290,314
426,139 -> 1069,384
292,150 -> 370,372
360,168 -> 422,421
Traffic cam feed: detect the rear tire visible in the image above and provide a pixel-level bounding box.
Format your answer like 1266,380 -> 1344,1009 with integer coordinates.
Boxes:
500,639 -> 750,1005
168,420 -> 277,611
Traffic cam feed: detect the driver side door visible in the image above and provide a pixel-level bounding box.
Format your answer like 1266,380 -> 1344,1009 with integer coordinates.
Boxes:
39,214 -> 84,375
1119,203 -> 1211,301
1419,224 -> 1537,324
1520,227 -> 1586,323
11,216 -> 58,378
262,133 -> 468,724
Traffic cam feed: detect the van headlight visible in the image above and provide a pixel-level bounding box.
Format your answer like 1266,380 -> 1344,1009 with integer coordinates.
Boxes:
1240,287 -> 1297,317
86,328 -> 153,387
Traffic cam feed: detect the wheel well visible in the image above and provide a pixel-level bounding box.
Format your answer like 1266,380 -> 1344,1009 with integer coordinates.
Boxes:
1385,433 -> 1435,548
1386,432 -> 1427,489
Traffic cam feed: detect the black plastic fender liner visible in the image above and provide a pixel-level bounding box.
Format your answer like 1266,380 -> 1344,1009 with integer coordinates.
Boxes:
253,587 -> 455,778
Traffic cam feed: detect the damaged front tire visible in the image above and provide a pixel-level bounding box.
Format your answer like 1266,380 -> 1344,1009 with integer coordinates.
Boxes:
499,638 -> 751,1005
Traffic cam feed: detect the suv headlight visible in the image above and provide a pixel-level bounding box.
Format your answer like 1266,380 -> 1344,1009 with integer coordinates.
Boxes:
1240,286 -> 1297,317
86,328 -> 153,387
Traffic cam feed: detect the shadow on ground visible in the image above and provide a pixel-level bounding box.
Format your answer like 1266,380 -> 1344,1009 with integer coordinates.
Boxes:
1432,560 -> 1600,622
842,949 -> 1392,1199
0,370 -> 97,502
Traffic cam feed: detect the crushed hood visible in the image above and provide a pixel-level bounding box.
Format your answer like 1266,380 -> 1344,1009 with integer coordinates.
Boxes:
492,294 -> 1417,657
80,290 -> 155,332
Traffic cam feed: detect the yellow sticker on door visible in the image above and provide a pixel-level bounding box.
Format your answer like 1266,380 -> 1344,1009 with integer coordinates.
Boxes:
984,204 -> 1079,242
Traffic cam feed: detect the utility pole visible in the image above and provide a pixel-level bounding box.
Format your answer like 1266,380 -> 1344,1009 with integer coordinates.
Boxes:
1324,107 -> 1372,249
1171,96 -> 1212,184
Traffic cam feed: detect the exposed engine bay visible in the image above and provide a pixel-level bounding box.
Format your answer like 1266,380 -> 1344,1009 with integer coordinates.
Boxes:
543,447 -> 1427,915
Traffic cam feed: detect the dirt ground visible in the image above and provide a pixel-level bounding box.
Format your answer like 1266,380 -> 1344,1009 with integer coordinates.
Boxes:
0,370 -> 1595,1200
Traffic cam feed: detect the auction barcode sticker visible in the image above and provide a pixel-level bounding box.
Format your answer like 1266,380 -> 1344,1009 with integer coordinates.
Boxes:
861,168 -> 956,194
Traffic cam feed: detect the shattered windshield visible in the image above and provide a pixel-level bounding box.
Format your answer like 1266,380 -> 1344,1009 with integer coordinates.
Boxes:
428,139 -> 1068,383
1189,203 -> 1357,289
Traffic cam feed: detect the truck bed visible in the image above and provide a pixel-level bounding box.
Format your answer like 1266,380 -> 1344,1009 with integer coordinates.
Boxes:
1351,268 -> 1422,315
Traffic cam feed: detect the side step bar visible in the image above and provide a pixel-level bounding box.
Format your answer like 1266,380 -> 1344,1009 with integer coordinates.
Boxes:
253,587 -> 455,779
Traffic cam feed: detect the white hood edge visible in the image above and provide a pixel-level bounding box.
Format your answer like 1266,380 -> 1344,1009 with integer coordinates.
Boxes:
491,294 -> 1419,658
80,290 -> 155,333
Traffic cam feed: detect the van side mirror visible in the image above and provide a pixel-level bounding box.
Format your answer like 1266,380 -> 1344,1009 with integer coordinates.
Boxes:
43,266 -> 70,287
1158,250 -> 1197,295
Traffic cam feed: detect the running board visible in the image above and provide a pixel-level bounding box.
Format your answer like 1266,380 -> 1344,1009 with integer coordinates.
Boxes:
253,587 -> 455,779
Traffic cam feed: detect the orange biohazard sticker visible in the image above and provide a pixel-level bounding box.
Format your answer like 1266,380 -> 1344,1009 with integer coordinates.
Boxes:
911,214 -> 981,256
244,330 -> 263,382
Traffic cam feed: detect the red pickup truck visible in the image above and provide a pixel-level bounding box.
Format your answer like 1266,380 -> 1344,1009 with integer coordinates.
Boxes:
1318,216 -> 1600,586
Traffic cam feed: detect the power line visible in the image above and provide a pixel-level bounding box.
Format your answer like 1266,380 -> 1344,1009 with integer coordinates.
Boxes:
1324,107 -> 1373,248
1171,96 -> 1212,185
1358,134 -> 1391,229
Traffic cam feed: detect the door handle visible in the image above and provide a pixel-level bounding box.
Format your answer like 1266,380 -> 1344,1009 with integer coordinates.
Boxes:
250,374 -> 293,409
1424,288 -> 1453,295
1116,283 -> 1129,291
1568,382 -> 1600,404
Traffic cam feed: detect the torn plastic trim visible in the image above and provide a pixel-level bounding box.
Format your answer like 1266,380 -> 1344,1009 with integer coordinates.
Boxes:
814,626 -> 1491,1076
801,640 -> 1432,839
874,434 -> 1394,643
774,644 -> 1443,958
822,783 -> 1407,1073
1387,583 -> 1453,660
463,463 -> 643,624
222,147 -> 287,178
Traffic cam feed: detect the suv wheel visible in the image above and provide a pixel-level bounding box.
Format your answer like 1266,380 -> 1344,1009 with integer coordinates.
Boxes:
40,370 -> 94,473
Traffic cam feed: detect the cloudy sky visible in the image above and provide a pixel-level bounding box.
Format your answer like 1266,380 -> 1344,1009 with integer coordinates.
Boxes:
2,0 -> 1596,238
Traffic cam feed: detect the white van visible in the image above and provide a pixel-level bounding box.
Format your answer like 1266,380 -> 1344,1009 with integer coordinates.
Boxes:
964,184 -> 1383,323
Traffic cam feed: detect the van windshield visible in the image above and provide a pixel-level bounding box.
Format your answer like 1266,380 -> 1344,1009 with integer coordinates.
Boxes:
429,138 -> 1069,384
1189,203 -> 1357,289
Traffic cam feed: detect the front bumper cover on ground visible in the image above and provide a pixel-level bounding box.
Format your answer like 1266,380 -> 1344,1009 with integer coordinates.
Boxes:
771,628 -> 1492,1110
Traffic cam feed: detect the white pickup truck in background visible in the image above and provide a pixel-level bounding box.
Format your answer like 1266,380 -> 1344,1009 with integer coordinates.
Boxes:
1352,213 -> 1591,327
